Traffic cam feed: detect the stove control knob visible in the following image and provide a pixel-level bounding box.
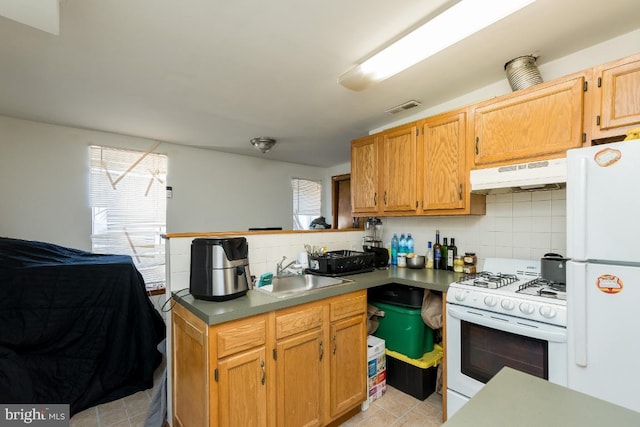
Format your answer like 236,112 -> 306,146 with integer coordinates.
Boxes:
484,296 -> 497,307
501,299 -> 515,311
519,302 -> 535,315
540,305 -> 557,319
454,291 -> 467,302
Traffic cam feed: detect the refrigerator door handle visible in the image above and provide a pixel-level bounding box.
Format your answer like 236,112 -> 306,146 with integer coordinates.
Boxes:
572,157 -> 588,260
572,262 -> 588,367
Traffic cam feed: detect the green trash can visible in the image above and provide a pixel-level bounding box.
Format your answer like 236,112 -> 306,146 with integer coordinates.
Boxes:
370,301 -> 434,359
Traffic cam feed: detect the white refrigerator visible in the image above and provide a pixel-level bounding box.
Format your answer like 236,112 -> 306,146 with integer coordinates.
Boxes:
566,138 -> 640,413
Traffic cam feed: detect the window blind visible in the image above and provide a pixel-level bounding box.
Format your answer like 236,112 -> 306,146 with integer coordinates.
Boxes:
292,178 -> 321,230
89,145 -> 167,287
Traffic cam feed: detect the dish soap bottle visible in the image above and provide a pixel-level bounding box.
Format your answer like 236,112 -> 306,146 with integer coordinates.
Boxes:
426,241 -> 434,269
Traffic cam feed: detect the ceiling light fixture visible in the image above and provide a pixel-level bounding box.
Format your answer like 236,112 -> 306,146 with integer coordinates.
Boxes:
338,0 -> 536,91
250,137 -> 277,154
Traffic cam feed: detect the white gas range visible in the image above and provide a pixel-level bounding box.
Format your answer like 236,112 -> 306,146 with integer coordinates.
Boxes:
447,258 -> 567,327
446,258 -> 568,417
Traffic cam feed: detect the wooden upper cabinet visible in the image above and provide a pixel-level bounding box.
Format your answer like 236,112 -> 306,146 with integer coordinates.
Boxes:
473,73 -> 586,167
591,53 -> 640,141
419,111 -> 466,212
350,134 -> 378,215
379,124 -> 418,213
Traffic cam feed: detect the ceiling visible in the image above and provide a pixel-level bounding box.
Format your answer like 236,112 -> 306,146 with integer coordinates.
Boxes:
1,0 -> 639,167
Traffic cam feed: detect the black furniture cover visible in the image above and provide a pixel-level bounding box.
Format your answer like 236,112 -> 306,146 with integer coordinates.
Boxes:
0,237 -> 166,415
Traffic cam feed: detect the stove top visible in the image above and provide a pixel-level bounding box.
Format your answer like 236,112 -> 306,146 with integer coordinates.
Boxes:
517,278 -> 566,300
447,258 -> 567,327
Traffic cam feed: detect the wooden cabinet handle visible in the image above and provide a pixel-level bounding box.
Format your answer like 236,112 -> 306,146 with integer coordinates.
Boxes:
383,192 -> 387,205
319,340 -> 324,361
475,137 -> 479,155
459,184 -> 463,200
332,335 -> 337,355
373,192 -> 377,205
260,360 -> 266,385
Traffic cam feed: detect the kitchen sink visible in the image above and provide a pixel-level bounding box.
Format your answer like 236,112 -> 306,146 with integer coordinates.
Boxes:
255,274 -> 353,298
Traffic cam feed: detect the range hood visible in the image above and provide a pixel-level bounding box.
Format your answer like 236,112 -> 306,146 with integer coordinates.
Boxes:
470,157 -> 567,194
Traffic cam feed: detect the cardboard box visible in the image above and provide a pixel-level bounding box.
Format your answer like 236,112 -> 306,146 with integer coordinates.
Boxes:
367,335 -> 386,405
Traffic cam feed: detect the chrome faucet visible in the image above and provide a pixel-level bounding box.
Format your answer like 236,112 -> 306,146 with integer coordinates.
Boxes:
276,256 -> 297,276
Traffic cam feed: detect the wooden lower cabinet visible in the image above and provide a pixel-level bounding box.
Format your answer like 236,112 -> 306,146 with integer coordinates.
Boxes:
172,290 -> 367,427
172,303 -> 209,427
275,302 -> 324,427
329,315 -> 367,418
217,346 -> 268,426
276,329 -> 324,427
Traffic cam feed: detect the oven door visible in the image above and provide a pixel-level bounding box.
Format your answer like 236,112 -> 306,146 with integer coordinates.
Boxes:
447,304 -> 567,405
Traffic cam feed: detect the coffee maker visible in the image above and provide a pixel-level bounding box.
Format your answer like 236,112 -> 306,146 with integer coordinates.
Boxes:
190,237 -> 253,301
362,217 -> 389,268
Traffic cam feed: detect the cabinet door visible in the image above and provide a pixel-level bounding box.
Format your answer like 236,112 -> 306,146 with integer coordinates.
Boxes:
276,329 -> 324,427
329,315 -> 366,418
380,124 -> 417,212
421,112 -> 466,211
172,305 -> 209,427
217,346 -> 268,427
474,75 -> 585,167
350,134 -> 379,214
593,54 -> 640,139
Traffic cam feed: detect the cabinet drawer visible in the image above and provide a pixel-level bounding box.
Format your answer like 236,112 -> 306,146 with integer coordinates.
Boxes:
275,305 -> 323,340
330,292 -> 366,322
215,317 -> 267,358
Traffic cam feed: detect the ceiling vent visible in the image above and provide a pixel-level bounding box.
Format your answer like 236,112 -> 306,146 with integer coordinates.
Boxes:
385,100 -> 422,115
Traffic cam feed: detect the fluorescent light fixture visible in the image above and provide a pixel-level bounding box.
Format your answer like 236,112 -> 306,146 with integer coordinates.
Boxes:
0,0 -> 60,35
338,0 -> 536,91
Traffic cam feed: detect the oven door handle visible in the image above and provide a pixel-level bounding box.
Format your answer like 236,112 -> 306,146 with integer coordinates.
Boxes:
447,305 -> 567,343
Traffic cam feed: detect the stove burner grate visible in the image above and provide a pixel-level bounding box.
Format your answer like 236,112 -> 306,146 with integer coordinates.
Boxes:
517,278 -> 566,299
458,272 -> 519,289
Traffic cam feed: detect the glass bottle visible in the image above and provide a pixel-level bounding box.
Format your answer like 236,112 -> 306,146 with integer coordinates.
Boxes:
447,237 -> 458,271
433,230 -> 441,270
441,237 -> 449,270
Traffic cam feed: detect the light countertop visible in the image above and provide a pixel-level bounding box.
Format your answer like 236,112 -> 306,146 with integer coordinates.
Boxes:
443,367 -> 640,427
173,266 -> 459,325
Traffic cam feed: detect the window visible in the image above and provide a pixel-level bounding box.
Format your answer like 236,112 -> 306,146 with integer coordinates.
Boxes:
292,178 -> 322,230
89,145 -> 167,289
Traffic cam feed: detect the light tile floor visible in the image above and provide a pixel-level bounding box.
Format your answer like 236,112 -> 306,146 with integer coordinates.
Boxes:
341,387 -> 443,427
70,359 -> 164,427
70,367 -> 442,427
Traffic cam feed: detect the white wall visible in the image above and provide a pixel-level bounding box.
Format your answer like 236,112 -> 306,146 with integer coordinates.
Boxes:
0,115 -> 328,250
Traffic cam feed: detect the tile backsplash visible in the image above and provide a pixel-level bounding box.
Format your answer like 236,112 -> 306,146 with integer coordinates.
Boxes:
166,230 -> 365,292
165,189 -> 566,293
381,189 -> 567,269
